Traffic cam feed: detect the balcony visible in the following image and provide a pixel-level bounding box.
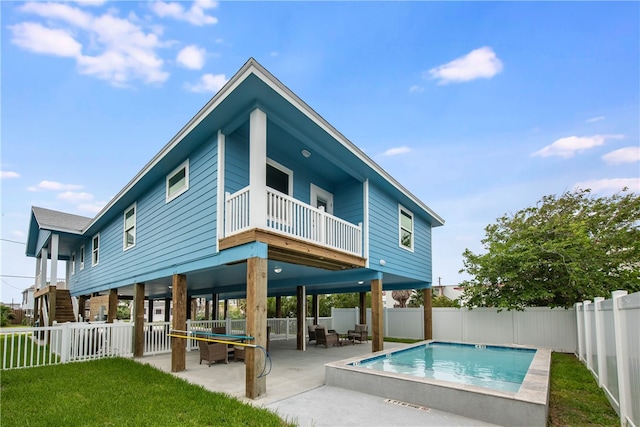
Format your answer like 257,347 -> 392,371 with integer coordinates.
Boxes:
223,187 -> 363,267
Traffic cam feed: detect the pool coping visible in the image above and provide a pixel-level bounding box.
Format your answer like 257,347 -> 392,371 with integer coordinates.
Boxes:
325,340 -> 551,426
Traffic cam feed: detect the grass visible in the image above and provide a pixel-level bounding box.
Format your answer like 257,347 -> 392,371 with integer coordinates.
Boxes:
0,358 -> 293,427
1,332 -> 59,368
548,352 -> 619,426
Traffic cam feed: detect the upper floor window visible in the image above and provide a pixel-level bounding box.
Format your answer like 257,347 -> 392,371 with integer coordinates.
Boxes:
92,234 -> 100,266
80,245 -> 85,270
71,252 -> 76,274
166,159 -> 189,203
124,203 -> 136,250
399,205 -> 414,252
266,159 -> 292,196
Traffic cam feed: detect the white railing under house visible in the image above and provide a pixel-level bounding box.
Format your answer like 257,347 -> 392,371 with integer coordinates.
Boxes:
225,187 -> 362,257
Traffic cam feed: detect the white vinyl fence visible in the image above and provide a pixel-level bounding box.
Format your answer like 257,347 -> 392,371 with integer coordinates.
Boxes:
576,291 -> 639,427
331,306 -> 577,352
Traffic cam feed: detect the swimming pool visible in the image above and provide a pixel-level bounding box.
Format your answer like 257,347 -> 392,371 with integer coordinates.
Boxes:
353,342 -> 536,393
325,340 -> 550,426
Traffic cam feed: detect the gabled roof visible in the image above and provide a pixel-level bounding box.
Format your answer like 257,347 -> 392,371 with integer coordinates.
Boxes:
31,206 -> 91,234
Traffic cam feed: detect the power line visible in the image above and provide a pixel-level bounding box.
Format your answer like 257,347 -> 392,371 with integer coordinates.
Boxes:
0,238 -> 26,245
0,275 -> 35,279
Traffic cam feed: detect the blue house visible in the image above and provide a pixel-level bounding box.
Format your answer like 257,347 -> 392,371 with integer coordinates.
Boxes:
26,58 -> 444,398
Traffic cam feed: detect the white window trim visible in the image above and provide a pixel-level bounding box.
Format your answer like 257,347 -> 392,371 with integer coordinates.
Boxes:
310,183 -> 334,214
71,252 -> 76,275
398,204 -> 414,252
80,245 -> 85,270
166,159 -> 190,203
123,202 -> 137,251
92,233 -> 100,266
266,158 -> 293,196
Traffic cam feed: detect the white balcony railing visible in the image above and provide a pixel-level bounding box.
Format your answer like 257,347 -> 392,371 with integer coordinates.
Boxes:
225,187 -> 362,257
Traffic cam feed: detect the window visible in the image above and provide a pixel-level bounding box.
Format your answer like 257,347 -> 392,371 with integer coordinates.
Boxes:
399,205 -> 414,251
80,245 -> 85,270
266,159 -> 292,196
92,234 -> 100,266
166,159 -> 189,202
124,203 -> 136,250
71,252 -> 76,274
154,308 -> 162,315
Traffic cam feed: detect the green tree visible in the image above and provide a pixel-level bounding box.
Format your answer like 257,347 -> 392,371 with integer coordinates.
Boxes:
460,188 -> 640,310
1,305 -> 16,327
408,290 -> 460,308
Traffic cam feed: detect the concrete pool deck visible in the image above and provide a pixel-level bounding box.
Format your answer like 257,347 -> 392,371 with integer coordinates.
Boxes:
137,338 -> 497,426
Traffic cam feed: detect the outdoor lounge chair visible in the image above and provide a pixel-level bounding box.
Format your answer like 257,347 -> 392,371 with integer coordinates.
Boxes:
199,340 -> 228,366
308,325 -> 317,343
315,325 -> 339,348
347,324 -> 368,343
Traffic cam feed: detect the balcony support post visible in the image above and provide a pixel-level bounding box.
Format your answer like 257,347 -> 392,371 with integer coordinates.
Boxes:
249,108 -> 267,229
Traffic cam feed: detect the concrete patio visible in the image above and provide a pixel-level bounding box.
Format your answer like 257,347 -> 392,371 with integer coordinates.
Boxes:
137,338 -> 496,426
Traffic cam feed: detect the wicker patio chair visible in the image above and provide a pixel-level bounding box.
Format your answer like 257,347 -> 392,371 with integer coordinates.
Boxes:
308,324 -> 317,343
347,324 -> 368,343
315,325 -> 338,348
199,340 -> 228,366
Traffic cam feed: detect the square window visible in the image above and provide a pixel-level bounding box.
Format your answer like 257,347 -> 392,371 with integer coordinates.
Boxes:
166,160 -> 189,202
124,203 -> 136,250
399,205 -> 414,251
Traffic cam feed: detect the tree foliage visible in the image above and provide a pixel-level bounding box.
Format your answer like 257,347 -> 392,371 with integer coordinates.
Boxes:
408,290 -> 460,308
460,188 -> 640,310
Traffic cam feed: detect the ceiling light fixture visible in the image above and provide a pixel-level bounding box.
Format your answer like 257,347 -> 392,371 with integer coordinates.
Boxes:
274,267 -> 282,274
301,149 -> 311,158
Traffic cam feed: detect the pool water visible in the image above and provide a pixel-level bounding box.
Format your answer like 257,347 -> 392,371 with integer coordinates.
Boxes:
353,342 -> 536,393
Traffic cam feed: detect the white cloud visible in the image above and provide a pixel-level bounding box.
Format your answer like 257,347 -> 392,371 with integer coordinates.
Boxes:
58,191 -> 94,202
12,2 -> 169,86
1,171 -> 20,179
185,73 -> 228,93
176,45 -> 206,70
74,0 -> 107,6
602,146 -> 640,165
427,46 -> 503,84
270,51 -> 279,57
27,180 -> 83,192
585,116 -> 605,123
409,85 -> 424,94
532,134 -> 624,158
10,22 -> 82,57
78,201 -> 107,214
382,146 -> 412,157
574,178 -> 640,195
151,0 -> 218,26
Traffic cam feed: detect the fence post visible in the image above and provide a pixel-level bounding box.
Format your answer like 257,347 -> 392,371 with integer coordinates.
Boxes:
575,303 -> 583,360
286,317 -> 290,341
60,322 -> 70,364
612,290 -> 629,427
583,300 -> 592,371
593,297 -> 606,387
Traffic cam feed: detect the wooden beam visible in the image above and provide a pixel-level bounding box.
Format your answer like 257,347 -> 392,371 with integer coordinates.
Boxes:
245,257 -> 267,399
77,296 -> 87,321
48,285 -> 57,326
275,296 -> 282,319
219,229 -> 366,270
359,291 -> 367,325
423,288 -> 433,340
133,283 -> 145,357
171,275 -> 187,372
107,289 -> 118,323
164,298 -> 171,322
296,286 -> 306,351
211,294 -> 219,320
148,299 -> 154,323
371,279 -> 383,352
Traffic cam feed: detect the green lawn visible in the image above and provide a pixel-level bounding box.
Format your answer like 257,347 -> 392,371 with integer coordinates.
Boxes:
548,352 -> 619,426
0,358 -> 293,427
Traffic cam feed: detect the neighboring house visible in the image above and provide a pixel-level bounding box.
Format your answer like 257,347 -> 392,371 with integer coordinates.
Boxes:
432,284 -> 464,301
25,58 -> 444,398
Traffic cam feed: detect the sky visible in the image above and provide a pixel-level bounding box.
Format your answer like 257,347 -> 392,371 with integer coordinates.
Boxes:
1,1 -> 639,305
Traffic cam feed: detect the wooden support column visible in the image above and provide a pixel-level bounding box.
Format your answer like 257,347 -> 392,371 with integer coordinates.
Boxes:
48,285 -> 57,326
148,299 -> 154,323
224,300 -> 229,318
275,296 -> 282,318
204,298 -> 210,320
359,291 -> 367,325
107,289 -> 118,323
164,298 -> 171,322
78,295 -> 87,321
186,297 -> 192,320
312,294 -> 319,326
296,286 -> 306,351
245,257 -> 267,399
423,288 -> 433,340
33,296 -> 40,326
371,279 -> 383,352
171,274 -> 187,372
133,283 -> 145,357
211,293 -> 219,320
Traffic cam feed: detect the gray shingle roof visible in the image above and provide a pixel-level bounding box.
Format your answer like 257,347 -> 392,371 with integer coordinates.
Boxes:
32,206 -> 92,234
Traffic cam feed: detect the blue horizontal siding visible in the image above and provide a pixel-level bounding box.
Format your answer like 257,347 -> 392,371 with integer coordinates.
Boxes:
69,136 -> 218,295
368,182 -> 432,283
